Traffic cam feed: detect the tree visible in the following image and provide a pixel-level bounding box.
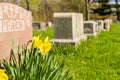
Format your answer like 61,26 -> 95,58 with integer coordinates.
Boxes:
58,0 -> 72,12
19,0 -> 87,21
19,0 -> 30,10
42,0 -> 52,25
71,0 -> 85,13
0,0 -> 17,3
94,0 -> 120,20
58,0 -> 86,19
37,0 -> 53,22
85,0 -> 91,20
20,0 -> 40,20
92,4 -> 112,15
0,0 -> 4,2
115,0 -> 120,20
91,3 -> 113,19
25,0 -> 30,10
97,0 -> 109,3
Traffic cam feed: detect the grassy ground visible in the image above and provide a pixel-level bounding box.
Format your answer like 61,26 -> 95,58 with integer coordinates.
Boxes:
33,27 -> 54,40
33,23 -> 120,80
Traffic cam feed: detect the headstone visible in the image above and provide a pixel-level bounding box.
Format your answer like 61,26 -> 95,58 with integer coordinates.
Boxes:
98,20 -> 104,31
91,20 -> 99,32
40,22 -> 46,30
32,21 -> 40,30
104,19 -> 110,30
95,20 -> 99,32
52,13 -> 85,46
47,22 -> 53,27
84,21 -> 96,36
0,3 -> 32,60
32,21 -> 46,30
109,19 -> 113,25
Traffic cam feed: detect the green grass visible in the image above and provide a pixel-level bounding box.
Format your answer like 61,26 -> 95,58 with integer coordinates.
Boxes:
33,23 -> 120,80
33,27 -> 54,40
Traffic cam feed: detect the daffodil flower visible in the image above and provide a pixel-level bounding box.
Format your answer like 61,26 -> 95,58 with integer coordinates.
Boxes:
32,36 -> 42,48
39,37 -> 52,55
32,36 -> 52,55
0,69 -> 9,80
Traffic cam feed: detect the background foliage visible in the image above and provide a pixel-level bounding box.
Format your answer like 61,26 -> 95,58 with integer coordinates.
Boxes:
0,0 -> 119,21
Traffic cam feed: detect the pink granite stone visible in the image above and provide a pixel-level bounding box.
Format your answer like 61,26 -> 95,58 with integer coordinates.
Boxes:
0,3 -> 32,60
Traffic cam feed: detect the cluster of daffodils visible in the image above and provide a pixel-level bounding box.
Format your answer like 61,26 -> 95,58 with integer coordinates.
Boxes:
32,36 -> 52,55
0,69 -> 8,80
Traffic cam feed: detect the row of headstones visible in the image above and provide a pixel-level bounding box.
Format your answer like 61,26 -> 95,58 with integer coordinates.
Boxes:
0,3 -> 112,60
84,19 -> 112,35
51,13 -> 112,46
32,21 -> 53,30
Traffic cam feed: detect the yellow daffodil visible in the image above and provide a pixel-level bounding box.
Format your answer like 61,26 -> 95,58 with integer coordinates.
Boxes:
32,36 -> 42,49
32,36 -> 52,55
39,37 -> 52,55
0,69 -> 8,80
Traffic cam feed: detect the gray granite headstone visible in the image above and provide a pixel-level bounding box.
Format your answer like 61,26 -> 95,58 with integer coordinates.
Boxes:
47,22 -> 53,27
109,19 -> 113,25
32,21 -> 46,30
40,22 -> 46,30
104,19 -> 110,31
32,21 -> 40,30
54,17 -> 72,39
95,21 -> 99,32
84,21 -> 96,36
98,20 -> 104,31
52,13 -> 85,46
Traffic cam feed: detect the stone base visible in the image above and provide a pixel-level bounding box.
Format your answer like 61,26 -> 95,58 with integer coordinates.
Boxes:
80,34 -> 87,40
51,39 -> 81,46
85,33 -> 97,37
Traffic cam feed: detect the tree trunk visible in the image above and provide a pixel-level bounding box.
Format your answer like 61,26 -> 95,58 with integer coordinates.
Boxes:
115,0 -> 120,21
85,0 -> 90,20
43,0 -> 49,26
26,0 -> 30,10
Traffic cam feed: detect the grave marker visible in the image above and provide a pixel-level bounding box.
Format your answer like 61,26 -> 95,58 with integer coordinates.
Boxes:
98,20 -> 104,31
104,19 -> 110,30
32,21 -> 40,30
47,22 -> 53,27
84,21 -> 96,36
32,21 -> 46,30
0,3 -> 32,60
52,13 -> 85,46
40,22 -> 46,30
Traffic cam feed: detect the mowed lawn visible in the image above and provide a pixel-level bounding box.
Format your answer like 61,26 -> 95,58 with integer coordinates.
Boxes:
33,23 -> 120,80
